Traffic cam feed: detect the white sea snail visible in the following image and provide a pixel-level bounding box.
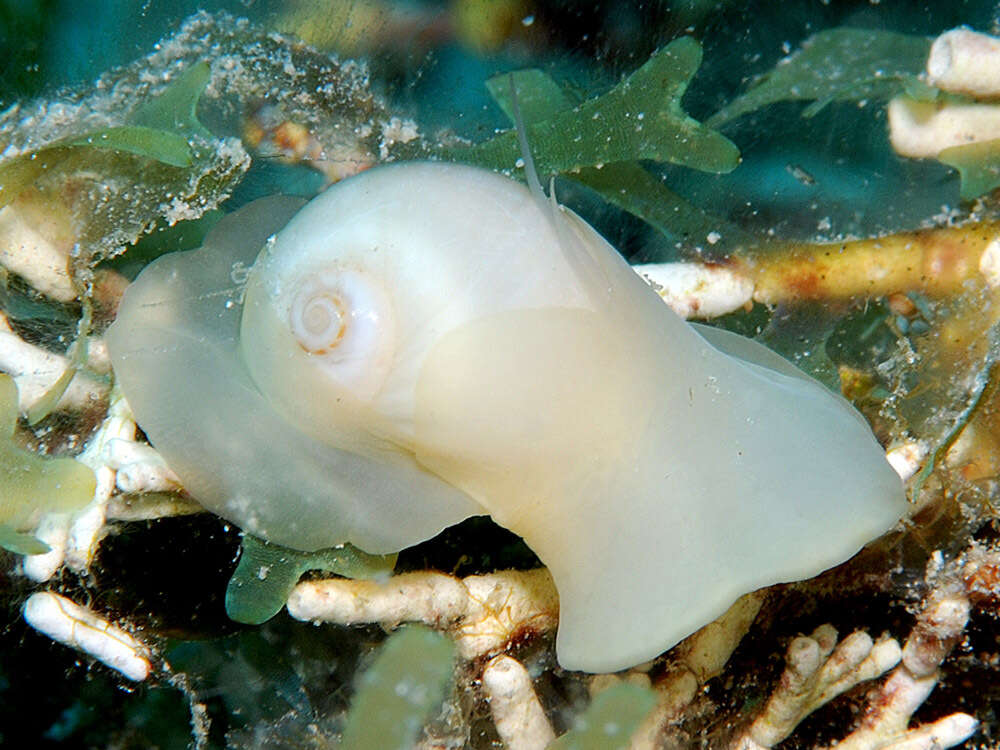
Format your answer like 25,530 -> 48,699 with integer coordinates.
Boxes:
106,161 -> 906,673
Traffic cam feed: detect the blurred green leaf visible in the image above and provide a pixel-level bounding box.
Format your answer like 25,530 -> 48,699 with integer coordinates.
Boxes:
937,138 -> 1000,200
549,683 -> 656,750
0,374 -> 95,553
341,626 -> 455,750
225,534 -> 397,625
0,525 -> 50,555
165,627 -> 314,730
709,28 -> 931,126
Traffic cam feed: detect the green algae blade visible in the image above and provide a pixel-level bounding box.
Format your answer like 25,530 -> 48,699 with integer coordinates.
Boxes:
478,64 -> 743,245
25,365 -> 77,426
130,60 -> 213,141
486,67 -> 571,122
938,139 -> 1000,200
341,626 -> 455,750
0,374 -> 95,553
0,61 -> 213,209
549,683 -> 657,750
571,161 -> 747,246
0,525 -> 50,555
709,28 -> 931,126
66,127 -> 193,168
225,534 -> 397,625
451,37 -> 739,177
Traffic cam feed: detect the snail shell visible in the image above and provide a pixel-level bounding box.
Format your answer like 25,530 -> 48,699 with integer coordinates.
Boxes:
107,162 -> 905,672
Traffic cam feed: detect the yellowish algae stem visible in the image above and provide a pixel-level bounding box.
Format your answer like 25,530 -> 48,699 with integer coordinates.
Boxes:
742,222 -> 1000,304
0,374 -> 96,554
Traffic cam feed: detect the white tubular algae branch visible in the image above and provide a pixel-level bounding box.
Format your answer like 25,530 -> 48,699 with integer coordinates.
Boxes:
927,28 -> 1000,99
22,591 -> 151,682
482,655 -> 556,750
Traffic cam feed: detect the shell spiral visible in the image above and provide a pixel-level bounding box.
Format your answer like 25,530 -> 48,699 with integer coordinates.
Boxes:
283,269 -> 395,397
237,162 -> 595,455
